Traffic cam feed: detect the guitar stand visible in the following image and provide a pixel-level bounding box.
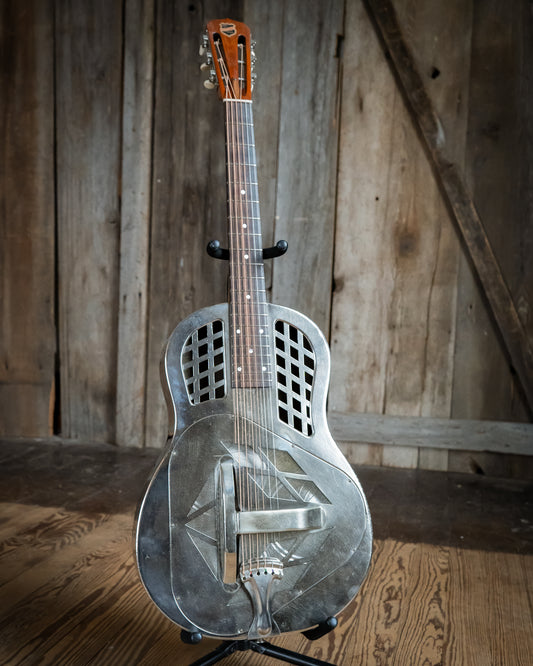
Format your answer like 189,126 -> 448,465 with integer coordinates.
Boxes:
182,617 -> 338,666
201,237 -> 335,664
207,239 -> 288,261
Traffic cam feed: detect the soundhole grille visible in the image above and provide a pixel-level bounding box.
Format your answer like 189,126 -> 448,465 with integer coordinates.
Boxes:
274,320 -> 315,436
181,320 -> 226,404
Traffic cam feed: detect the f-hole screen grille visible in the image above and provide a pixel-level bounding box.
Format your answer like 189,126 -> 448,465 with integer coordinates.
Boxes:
274,320 -> 315,436
181,320 -> 226,404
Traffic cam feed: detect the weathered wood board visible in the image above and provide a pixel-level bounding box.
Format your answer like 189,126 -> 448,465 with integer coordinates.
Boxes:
115,0 -> 155,449
269,0 -> 344,337
55,0 -> 123,442
330,0 -> 473,469
0,0 -> 56,436
453,0 -> 532,422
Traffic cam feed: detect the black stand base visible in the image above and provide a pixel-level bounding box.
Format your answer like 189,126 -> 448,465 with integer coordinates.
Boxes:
188,638 -> 335,666
182,617 -> 338,666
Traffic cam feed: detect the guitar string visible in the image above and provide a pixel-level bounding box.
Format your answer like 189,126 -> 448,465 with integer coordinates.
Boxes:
229,74 -> 255,572
221,38 -> 280,575
242,100 -> 275,565
218,39 -> 250,570
231,97 -> 252,572
232,59 -> 265,571
246,97 -> 281,562
241,98 -> 268,567
234,51 -> 278,570
237,81 -> 261,572
232,84 -> 254,573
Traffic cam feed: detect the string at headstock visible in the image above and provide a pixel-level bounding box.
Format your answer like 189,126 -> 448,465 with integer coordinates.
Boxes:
202,19 -> 255,100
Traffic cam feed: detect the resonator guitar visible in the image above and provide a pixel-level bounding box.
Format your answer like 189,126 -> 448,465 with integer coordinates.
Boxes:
136,18 -> 372,647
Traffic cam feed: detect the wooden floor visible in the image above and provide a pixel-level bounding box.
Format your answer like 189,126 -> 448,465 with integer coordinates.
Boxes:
0,439 -> 532,666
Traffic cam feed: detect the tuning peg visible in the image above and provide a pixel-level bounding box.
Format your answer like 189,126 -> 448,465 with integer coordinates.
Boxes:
203,70 -> 217,89
200,32 -> 209,54
200,62 -> 209,71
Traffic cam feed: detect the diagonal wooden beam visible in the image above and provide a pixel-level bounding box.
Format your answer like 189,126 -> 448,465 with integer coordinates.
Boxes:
362,0 -> 533,418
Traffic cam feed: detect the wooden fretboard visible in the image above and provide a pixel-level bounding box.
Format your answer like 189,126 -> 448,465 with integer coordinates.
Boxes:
225,99 -> 272,389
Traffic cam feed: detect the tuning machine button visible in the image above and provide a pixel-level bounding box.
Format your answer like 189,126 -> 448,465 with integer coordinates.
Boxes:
199,31 -> 209,56
203,70 -> 217,89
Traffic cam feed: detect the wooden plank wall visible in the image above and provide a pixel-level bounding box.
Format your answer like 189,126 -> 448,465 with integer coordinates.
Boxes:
0,1 -> 56,436
1,1 -> 532,469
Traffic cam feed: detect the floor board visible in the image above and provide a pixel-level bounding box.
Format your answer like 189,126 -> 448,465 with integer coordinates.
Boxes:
0,438 -> 532,665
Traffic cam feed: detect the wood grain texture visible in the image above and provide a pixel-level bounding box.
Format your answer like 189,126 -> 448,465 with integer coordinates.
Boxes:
115,0 -> 155,448
0,0 -> 56,436
453,0 -> 533,422
1,1 -> 532,460
363,0 -> 533,419
270,0 -> 344,336
330,412 -> 533,457
329,0 -> 471,469
2,513 -> 532,665
55,0 -> 123,441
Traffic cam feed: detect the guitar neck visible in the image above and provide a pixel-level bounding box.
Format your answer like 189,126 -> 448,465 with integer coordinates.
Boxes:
225,99 -> 272,389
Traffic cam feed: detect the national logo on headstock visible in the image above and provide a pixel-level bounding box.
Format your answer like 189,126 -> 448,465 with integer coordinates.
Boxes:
219,22 -> 237,37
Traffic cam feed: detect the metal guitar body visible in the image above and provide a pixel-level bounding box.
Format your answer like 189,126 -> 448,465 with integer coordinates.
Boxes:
136,302 -> 372,640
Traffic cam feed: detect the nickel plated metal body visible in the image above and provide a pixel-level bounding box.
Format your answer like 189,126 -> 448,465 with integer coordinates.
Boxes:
135,18 -> 372,643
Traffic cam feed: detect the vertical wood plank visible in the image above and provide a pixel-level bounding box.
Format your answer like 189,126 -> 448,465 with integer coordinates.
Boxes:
329,0 -> 396,420
382,444 -> 418,469
243,0 -> 285,291
452,0 -> 532,422
115,0 -> 155,448
144,0 -> 242,446
331,0 -> 471,416
55,0 -> 123,441
330,0 -> 472,469
0,0 -> 55,436
418,446 -> 448,472
271,0 -> 344,336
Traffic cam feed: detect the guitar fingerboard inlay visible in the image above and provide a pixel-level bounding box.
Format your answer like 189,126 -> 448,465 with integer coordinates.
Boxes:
274,320 -> 315,436
181,320 -> 226,404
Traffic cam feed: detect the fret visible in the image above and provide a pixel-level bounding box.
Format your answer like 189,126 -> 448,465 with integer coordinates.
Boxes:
227,199 -> 259,204
230,313 -> 269,320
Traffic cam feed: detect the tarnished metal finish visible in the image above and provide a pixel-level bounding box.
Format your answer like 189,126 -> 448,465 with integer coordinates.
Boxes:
136,302 -> 372,640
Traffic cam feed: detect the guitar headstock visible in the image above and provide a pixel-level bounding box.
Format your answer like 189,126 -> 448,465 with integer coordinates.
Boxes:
200,19 -> 256,100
